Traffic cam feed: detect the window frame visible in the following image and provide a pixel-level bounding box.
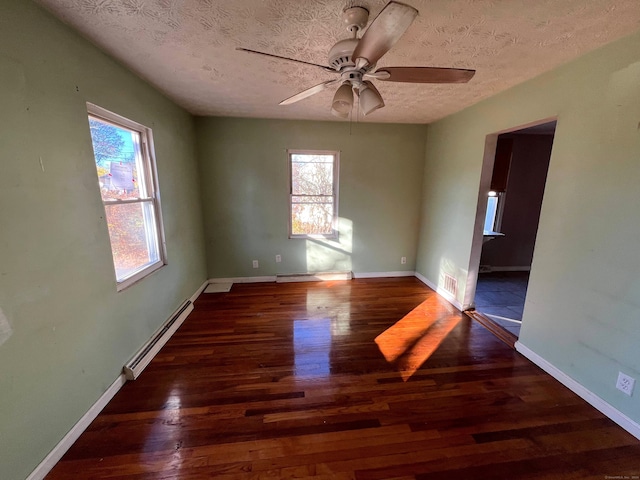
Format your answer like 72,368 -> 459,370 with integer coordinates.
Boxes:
87,103 -> 167,291
287,149 -> 340,240
484,190 -> 506,234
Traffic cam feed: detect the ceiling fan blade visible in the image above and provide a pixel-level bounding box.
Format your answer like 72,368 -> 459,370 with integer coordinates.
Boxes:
370,66 -> 476,83
279,79 -> 341,105
352,1 -> 418,69
236,47 -> 336,73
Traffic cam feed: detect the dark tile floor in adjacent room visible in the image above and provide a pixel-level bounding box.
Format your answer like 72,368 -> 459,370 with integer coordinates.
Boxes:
474,271 -> 530,337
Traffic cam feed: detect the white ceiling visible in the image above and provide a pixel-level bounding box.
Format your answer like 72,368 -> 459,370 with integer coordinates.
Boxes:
35,0 -> 640,124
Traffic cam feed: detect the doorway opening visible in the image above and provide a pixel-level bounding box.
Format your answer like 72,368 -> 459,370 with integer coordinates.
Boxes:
466,119 -> 556,346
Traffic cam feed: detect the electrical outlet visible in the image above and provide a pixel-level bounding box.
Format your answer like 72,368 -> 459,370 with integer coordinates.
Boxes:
401,256 -> 407,265
252,260 -> 259,269
616,372 -> 635,396
275,254 -> 282,263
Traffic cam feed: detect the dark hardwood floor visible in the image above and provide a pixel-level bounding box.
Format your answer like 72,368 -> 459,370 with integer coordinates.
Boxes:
46,278 -> 640,479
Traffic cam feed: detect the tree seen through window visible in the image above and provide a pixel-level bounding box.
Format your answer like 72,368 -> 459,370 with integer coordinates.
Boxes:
289,151 -> 339,237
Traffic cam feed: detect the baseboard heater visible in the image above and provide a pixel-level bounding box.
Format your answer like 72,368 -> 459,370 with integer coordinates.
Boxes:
276,271 -> 353,283
123,300 -> 193,380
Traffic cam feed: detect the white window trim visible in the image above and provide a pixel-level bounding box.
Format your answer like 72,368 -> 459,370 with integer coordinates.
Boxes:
87,103 -> 167,291
288,149 -> 340,240
287,149 -> 340,240
484,191 -> 507,234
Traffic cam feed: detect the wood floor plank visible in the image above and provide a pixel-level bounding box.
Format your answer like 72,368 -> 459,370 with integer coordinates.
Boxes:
46,278 -> 640,479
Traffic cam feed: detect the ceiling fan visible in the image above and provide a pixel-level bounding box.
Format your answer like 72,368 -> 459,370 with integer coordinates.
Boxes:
238,1 -> 475,117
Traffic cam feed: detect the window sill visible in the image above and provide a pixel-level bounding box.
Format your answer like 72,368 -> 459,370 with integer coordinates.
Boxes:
483,231 -> 504,245
116,261 -> 165,292
289,233 -> 339,241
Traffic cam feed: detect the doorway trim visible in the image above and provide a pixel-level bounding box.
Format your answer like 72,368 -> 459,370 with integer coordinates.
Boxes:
464,116 -> 558,310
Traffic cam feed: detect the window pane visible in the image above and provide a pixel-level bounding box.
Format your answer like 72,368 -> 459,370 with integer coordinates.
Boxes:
291,155 -> 334,195
291,195 -> 334,235
484,196 -> 498,232
104,202 -> 160,281
291,154 -> 333,164
89,116 -> 145,201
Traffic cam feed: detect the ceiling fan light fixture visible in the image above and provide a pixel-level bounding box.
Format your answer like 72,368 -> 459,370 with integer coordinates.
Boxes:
331,107 -> 350,119
332,82 -> 354,115
359,81 -> 384,115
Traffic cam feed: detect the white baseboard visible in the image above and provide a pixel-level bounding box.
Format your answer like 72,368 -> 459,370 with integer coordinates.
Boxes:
28,280 -> 207,480
515,341 -> 640,441
353,271 -> 415,279
27,374 -> 127,480
481,265 -> 531,272
190,279 -> 210,303
414,272 -> 464,311
208,276 -> 276,284
277,271 -> 352,283
123,301 -> 194,380
210,272 -> 418,283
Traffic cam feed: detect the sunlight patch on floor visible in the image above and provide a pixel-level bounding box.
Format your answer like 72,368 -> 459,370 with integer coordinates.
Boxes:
375,298 -> 462,381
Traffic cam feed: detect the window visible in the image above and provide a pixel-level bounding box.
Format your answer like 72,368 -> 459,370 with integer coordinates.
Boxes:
288,150 -> 339,238
87,104 -> 166,290
483,190 -> 505,233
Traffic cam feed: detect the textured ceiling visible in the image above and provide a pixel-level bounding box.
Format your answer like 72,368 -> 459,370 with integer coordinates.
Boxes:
35,0 -> 640,124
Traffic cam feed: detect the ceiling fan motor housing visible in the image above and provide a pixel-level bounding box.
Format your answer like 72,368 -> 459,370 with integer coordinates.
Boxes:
328,38 -> 359,70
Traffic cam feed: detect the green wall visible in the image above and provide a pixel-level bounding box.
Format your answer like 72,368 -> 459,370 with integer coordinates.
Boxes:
0,2 -> 207,479
4,0 -> 640,477
196,117 -> 426,278
416,30 -> 640,423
